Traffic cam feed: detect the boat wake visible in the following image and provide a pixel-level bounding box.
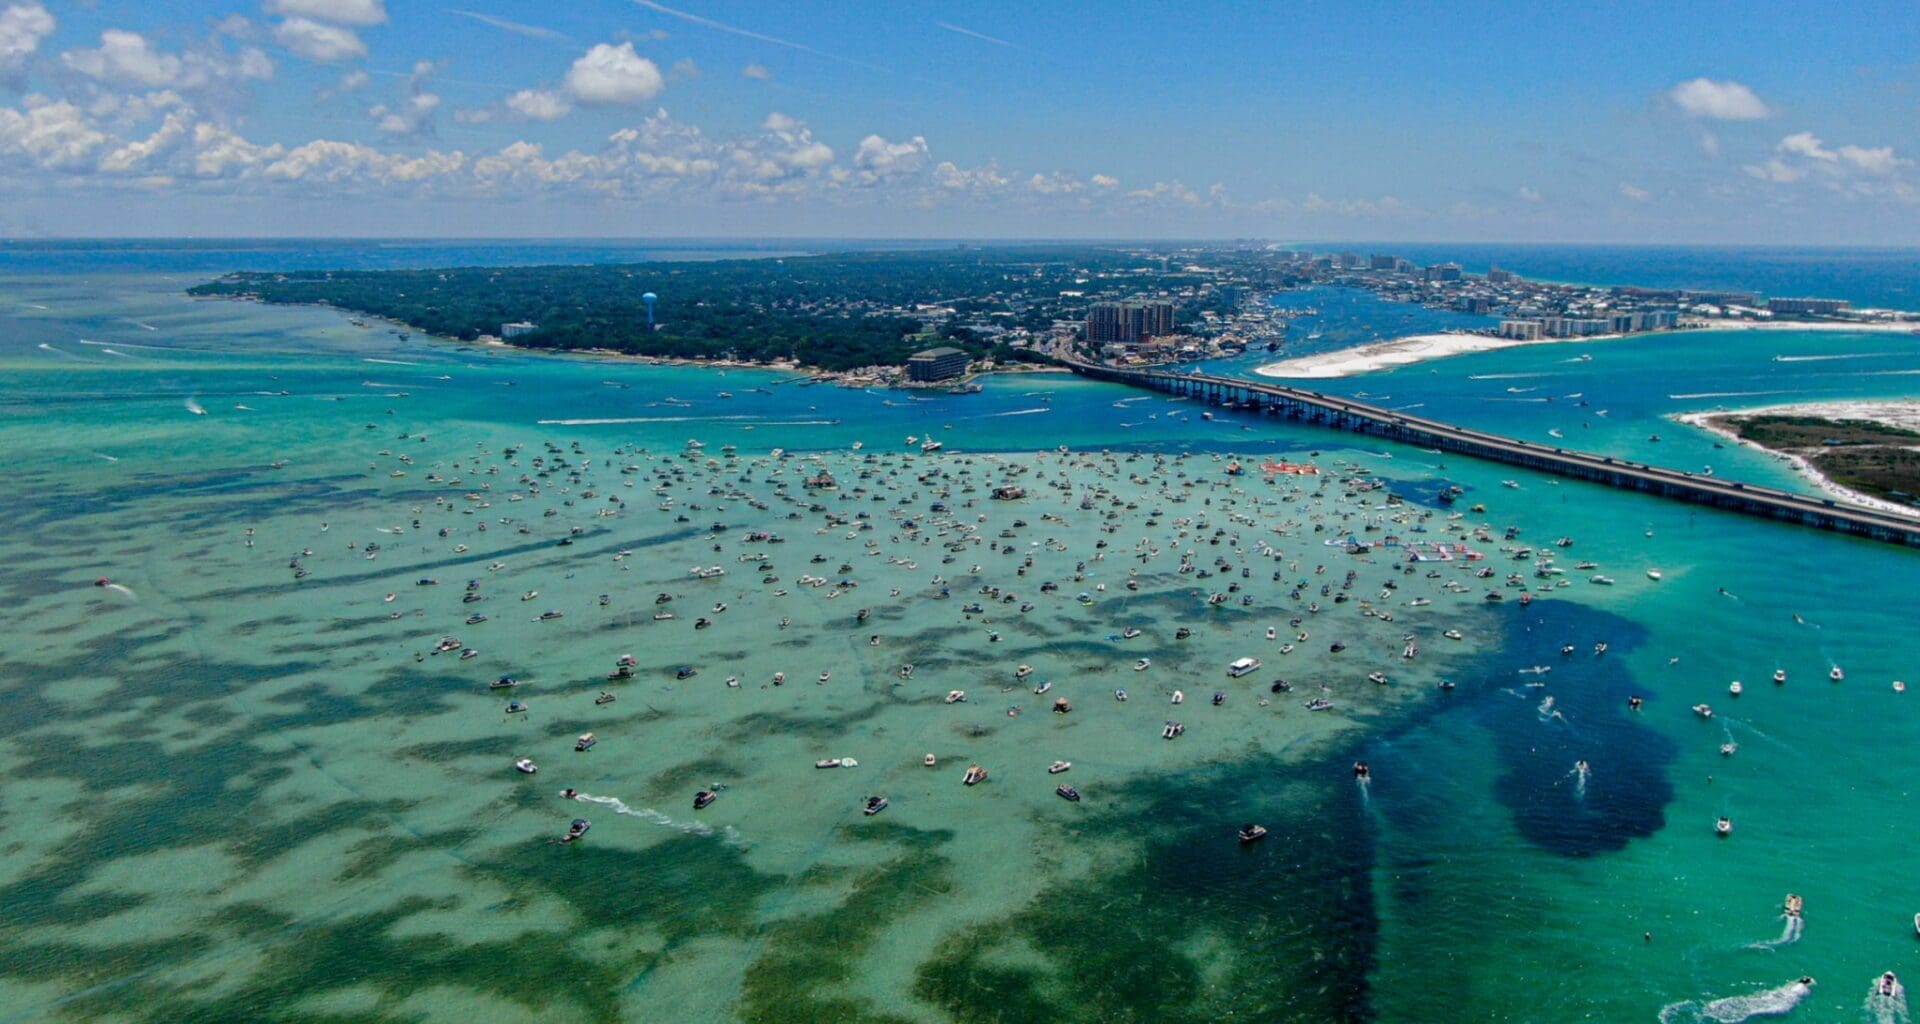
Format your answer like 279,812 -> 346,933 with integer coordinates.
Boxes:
1667,390 -> 1796,400
92,452 -> 119,462
184,398 -> 206,416
36,342 -> 83,359
983,407 -> 1052,417
1468,372 -> 1551,380
102,582 -> 136,600
1658,977 -> 1816,1023
1865,979 -> 1909,1024
1746,914 -> 1804,950
573,793 -> 747,848
364,357 -> 425,366
1771,352 -> 1894,362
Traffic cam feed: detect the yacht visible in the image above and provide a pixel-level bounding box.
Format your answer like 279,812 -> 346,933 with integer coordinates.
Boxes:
1228,657 -> 1261,678
513,758 -> 537,774
1055,785 -> 1081,802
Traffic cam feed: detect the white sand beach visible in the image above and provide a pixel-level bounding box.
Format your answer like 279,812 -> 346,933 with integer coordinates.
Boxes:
1255,319 -> 1920,380
1673,399 -> 1920,518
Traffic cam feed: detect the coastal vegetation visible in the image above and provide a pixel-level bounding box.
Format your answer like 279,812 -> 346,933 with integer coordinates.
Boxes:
188,248 -> 1230,372
1720,413 -> 1920,504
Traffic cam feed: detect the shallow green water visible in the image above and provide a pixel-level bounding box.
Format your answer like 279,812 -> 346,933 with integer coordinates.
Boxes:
1,264 -> 1918,1023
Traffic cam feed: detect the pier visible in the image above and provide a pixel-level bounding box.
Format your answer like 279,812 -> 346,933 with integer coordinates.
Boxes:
1066,360 -> 1920,548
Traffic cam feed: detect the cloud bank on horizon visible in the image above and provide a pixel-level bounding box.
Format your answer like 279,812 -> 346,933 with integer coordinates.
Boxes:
0,0 -> 1914,240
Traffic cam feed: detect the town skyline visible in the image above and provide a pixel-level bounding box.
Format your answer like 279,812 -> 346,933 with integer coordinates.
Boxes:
3,1 -> 1917,242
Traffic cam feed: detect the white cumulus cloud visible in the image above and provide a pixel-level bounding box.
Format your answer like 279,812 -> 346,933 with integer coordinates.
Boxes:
1620,183 -> 1650,201
506,88 -> 570,121
1669,77 -> 1772,120
1778,130 -> 1835,161
265,0 -> 386,27
1838,144 -> 1906,176
62,29 -> 273,92
0,2 -> 55,75
564,42 -> 664,105
274,16 -> 366,62
741,63 -> 770,81
853,133 -> 929,181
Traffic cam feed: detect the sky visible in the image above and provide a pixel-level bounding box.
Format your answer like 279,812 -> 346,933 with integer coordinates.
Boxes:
2,0 -> 1918,242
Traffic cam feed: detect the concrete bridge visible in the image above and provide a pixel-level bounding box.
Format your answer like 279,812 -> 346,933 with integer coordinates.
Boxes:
1065,359 -> 1920,548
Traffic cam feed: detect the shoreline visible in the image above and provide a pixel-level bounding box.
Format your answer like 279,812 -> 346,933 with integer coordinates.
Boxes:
201,294 -> 1065,385
1672,400 -> 1920,518
1254,319 -> 1920,380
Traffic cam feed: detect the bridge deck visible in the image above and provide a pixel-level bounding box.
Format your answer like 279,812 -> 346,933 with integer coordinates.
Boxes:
1066,360 -> 1920,548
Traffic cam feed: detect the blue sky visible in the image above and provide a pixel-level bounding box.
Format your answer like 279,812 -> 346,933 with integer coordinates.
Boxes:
3,0 -> 1917,241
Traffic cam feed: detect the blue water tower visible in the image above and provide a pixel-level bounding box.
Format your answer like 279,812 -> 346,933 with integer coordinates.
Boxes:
642,292 -> 658,326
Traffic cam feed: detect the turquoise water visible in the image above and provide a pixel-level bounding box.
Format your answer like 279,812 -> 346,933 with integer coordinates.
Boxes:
1,249 -> 1918,1023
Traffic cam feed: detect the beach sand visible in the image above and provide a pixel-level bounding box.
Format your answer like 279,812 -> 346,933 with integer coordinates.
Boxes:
1256,320 -> 1920,380
1673,399 -> 1920,517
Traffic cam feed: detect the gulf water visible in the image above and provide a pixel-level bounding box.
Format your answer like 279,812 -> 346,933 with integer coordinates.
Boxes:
0,242 -> 1917,1023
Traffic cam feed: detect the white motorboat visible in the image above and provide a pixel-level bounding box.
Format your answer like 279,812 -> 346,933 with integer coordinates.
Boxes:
513,758 -> 537,774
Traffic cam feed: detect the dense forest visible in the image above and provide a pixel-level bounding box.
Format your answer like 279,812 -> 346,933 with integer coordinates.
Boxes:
190,247 -> 1210,372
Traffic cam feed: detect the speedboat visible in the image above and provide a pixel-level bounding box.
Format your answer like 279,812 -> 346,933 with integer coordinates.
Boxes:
1305,698 -> 1333,711
1831,666 -> 1845,682
1367,672 -> 1388,685
816,758 -> 843,769
1353,762 -> 1370,780
1715,816 -> 1732,836
504,699 -> 527,714
1048,760 -> 1071,774
1784,893 -> 1803,917
490,676 -> 519,689
1774,668 -> 1787,684
1161,721 -> 1185,739
1121,627 -> 1141,639
595,691 -> 615,705
864,796 -> 889,815
1646,568 -> 1663,581
1238,824 -> 1268,844
1692,703 -> 1714,718
1033,680 -> 1052,695
1055,785 -> 1081,802
963,764 -> 988,786
1170,689 -> 1184,704
560,818 -> 591,843
1878,972 -> 1901,1000
1114,688 -> 1127,701
1444,629 -> 1463,640
1729,681 -> 1743,696
513,758 -> 537,774
1134,658 -> 1151,671
945,690 -> 967,704
693,789 -> 717,810
575,733 -> 596,752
